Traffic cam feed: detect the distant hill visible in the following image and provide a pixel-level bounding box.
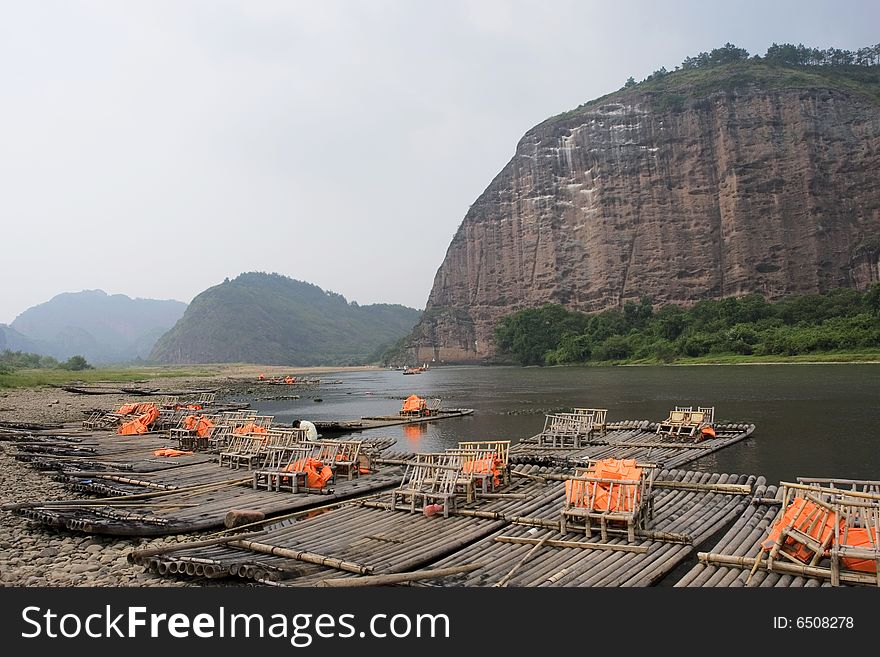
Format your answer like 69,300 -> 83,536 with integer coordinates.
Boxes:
11,290 -> 187,364
0,324 -> 40,353
150,272 -> 422,365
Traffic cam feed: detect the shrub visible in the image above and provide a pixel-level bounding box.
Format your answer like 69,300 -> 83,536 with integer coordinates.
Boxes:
58,355 -> 92,371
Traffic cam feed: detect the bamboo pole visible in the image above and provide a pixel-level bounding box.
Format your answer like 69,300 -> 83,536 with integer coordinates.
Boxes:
315,564 -> 483,587
494,535 -> 649,553
780,481 -> 880,502
697,552 -> 879,586
129,530 -> 269,561
655,480 -> 752,495
205,489 -> 394,537
229,539 -> 374,575
604,441 -> 717,450
494,531 -> 552,587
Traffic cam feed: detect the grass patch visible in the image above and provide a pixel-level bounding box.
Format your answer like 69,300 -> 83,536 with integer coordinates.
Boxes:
540,61 -> 879,129
551,349 -> 880,367
0,366 -> 219,389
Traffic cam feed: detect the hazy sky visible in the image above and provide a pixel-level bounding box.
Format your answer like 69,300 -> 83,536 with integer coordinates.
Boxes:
1,0 -> 876,323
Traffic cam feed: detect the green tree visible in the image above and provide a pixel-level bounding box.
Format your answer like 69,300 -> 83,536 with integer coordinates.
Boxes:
58,355 -> 92,371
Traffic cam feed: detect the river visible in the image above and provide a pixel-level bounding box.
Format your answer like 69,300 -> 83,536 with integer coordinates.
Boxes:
253,364 -> 880,486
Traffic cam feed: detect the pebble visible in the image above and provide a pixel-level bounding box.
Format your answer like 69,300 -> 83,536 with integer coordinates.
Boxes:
69,564 -> 101,574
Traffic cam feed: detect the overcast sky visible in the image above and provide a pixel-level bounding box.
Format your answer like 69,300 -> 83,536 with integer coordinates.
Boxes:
0,0 -> 876,323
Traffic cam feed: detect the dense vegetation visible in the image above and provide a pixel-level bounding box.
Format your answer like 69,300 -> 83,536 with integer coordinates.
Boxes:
493,287 -> 880,366
0,350 -> 92,375
151,272 -> 421,366
548,41 -> 880,130
626,41 -> 880,87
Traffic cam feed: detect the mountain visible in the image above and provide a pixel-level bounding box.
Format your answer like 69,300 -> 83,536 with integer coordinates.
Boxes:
0,324 -> 39,353
408,58 -> 880,363
10,290 -> 187,364
150,272 -> 421,365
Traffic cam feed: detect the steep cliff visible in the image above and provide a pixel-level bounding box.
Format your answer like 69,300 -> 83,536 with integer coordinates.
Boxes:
409,62 -> 880,362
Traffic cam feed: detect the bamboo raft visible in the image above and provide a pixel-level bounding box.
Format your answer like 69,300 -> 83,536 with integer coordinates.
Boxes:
421,470 -> 759,587
9,468 -> 405,536
677,478 -> 880,588
314,408 -> 475,434
4,419 -> 405,536
510,421 -> 755,470
130,465 -> 760,586
131,465 -> 560,582
12,430 -> 217,473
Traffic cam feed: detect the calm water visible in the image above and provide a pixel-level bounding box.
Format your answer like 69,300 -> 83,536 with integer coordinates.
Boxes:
253,364 -> 880,486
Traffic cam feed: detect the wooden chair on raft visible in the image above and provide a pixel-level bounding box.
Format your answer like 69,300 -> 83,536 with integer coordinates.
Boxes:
252,445 -> 313,493
536,412 -> 598,448
169,413 -> 220,451
253,442 -> 339,494
436,450 -> 483,502
391,453 -> 462,518
458,440 -> 511,487
324,439 -> 362,480
757,479 -> 880,586
656,406 -> 715,438
82,411 -> 113,430
219,434 -> 269,469
573,408 -> 608,437
560,459 -> 657,541
196,392 -> 217,406
207,411 -> 258,450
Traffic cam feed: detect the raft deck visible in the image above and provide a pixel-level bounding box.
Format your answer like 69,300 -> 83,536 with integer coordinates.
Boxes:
510,421 -> 755,470
676,483 -> 835,588
131,465 -> 761,586
11,468 -> 405,537
314,408 -> 474,434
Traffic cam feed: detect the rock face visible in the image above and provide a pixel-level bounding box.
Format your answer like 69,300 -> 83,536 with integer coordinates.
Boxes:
409,63 -> 880,362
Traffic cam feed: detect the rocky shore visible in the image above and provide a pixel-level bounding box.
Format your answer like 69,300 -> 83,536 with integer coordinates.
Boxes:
0,446 -> 237,587
0,367 -> 363,587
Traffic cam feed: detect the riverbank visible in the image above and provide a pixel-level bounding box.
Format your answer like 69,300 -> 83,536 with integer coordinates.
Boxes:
0,447 -> 239,587
0,364 -> 379,425
0,364 -> 377,587
618,351 -> 880,366
490,352 -> 880,368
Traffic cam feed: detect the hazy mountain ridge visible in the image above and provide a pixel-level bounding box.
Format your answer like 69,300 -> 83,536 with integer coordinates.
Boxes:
10,290 -> 187,364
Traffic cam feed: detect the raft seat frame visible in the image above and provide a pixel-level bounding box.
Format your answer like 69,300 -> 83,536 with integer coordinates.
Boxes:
391,453 -> 462,518
458,440 -> 511,488
560,462 -> 657,542
536,412 -> 600,448
760,480 -> 880,586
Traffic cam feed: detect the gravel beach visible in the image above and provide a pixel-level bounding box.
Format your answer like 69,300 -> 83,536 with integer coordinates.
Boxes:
0,366 -> 368,587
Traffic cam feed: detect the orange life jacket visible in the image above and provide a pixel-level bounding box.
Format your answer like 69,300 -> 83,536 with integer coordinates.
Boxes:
283,457 -> 333,489
761,497 -> 843,563
153,448 -> 193,457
